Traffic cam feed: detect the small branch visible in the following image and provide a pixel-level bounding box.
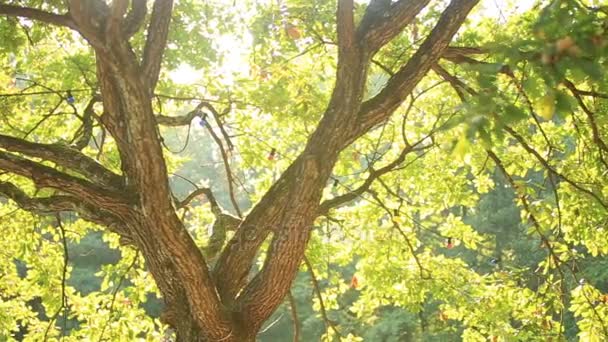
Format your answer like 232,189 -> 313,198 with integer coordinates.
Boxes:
487,150 -> 608,336
563,79 -> 608,168
287,291 -> 300,342
202,115 -> 242,218
319,123 -> 434,215
432,63 -> 474,101
156,109 -> 204,126
372,59 -> 395,76
97,251 -> 140,342
43,215 -> 70,341
566,86 -> 608,99
177,187 -> 219,213
384,202 -> 428,279
0,88 -> 92,98
174,181 -> 241,260
73,96 -> 100,150
203,103 -> 235,151
504,125 -> 608,210
303,255 -> 342,339
365,187 -> 427,278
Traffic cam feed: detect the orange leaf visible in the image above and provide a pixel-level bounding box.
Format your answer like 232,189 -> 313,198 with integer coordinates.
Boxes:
285,24 -> 301,40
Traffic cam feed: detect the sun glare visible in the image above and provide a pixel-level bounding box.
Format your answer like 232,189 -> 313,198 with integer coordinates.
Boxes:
169,0 -> 536,86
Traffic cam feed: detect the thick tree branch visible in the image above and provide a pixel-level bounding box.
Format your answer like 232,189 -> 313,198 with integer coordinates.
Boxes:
91,9 -> 234,338
212,0 -> 373,304
0,181 -> 131,240
124,0 -> 147,37
0,181 -> 87,215
0,151 -> 131,214
142,0 -> 174,92
213,2 -> 478,327
356,0 -> 480,139
358,0 -> 431,53
0,4 -> 76,29
0,134 -> 123,189
105,0 -> 129,39
337,0 -> 355,52
67,0 -> 110,50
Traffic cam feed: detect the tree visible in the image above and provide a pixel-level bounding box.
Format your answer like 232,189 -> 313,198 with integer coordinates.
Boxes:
0,0 -> 607,341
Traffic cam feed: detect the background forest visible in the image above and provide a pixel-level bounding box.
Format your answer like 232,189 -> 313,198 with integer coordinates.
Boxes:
0,0 -> 607,341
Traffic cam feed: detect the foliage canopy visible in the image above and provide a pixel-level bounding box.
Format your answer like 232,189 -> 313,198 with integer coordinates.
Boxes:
0,0 -> 607,341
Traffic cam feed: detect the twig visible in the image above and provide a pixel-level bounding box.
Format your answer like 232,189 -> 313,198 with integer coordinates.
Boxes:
303,255 -> 342,339
288,291 -> 300,342
43,215 -> 70,341
202,114 -> 242,218
504,125 -> 608,210
487,150 -> 608,336
97,251 -> 140,342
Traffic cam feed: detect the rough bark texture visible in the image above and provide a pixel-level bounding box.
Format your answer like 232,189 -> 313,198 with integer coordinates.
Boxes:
0,0 -> 479,340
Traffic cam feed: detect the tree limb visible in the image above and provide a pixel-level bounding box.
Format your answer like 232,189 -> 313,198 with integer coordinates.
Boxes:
0,134 -> 123,189
0,181 -> 131,240
105,0 -> 129,39
66,0 -> 110,50
213,1 -> 479,327
142,0 -> 174,92
124,0 -> 147,37
202,116 -> 242,218
358,0 -> 431,53
0,151 -> 132,215
0,4 -> 76,29
337,0 -> 355,52
563,79 -> 608,156
441,45 -> 486,62
156,107 -> 204,126
318,143 -> 420,215
432,63 -> 474,101
355,0 -> 480,140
